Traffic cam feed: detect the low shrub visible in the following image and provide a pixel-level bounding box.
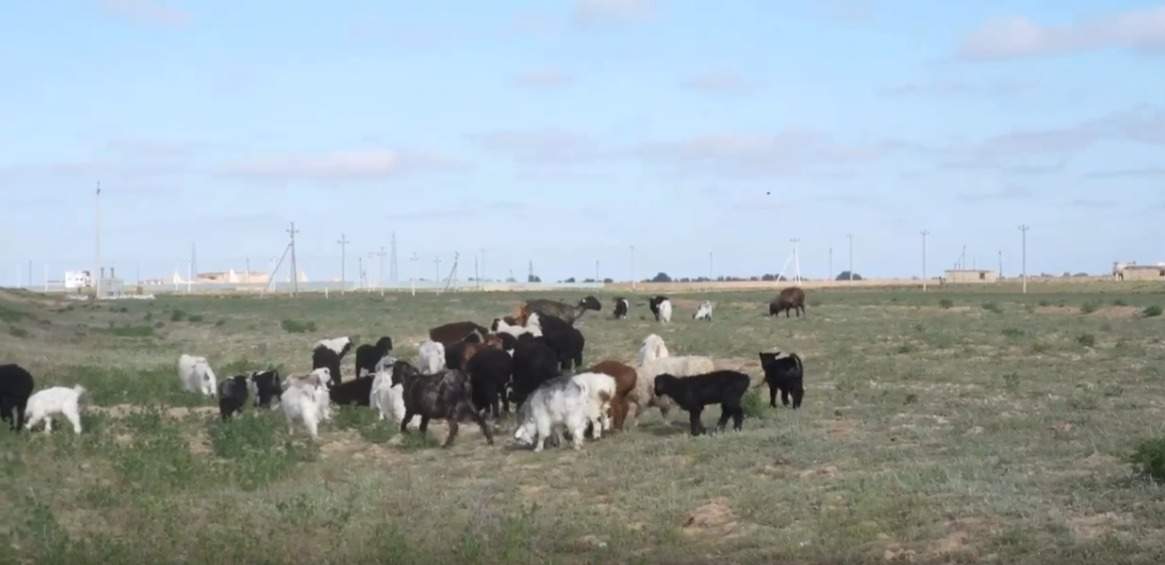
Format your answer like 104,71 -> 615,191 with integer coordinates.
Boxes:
281,319 -> 317,334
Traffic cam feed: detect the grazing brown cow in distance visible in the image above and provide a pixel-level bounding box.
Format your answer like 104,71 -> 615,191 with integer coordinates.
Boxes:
769,287 -> 806,318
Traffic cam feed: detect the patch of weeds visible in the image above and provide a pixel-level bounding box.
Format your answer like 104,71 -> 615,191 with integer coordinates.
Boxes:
143,311 -> 153,322
913,323 -> 924,333
1001,328 -> 1025,340
1068,390 -> 1099,410
1024,303 -> 1035,314
1080,301 -> 1100,315
113,409 -> 205,491
215,319 -> 227,327
105,325 -> 155,338
281,319 -> 317,334
1031,342 -> 1051,354
359,422 -> 397,444
981,301 -> 1003,314
1130,436 -> 1165,482
1002,372 -> 1021,392
207,413 -> 318,490
170,309 -> 187,322
153,321 -> 165,329
1113,299 -> 1128,306
9,325 -> 29,338
63,365 -> 205,406
741,390 -> 767,419
939,298 -> 954,309
1102,383 -> 1124,398
1038,300 -> 1052,307
1143,305 -> 1163,318
0,302 -> 28,322
397,432 -> 440,451
1077,333 -> 1097,348
332,405 -> 380,430
896,343 -> 916,354
187,314 -> 204,323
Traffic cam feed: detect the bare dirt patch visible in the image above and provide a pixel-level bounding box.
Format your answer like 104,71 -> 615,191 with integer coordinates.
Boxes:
682,498 -> 755,540
1090,306 -> 1141,319
1037,306 -> 1076,315
1068,512 -> 1131,541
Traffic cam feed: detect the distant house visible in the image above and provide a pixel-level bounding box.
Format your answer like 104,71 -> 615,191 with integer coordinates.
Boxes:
194,270 -> 270,285
64,270 -> 92,289
1114,262 -> 1165,281
943,269 -> 998,284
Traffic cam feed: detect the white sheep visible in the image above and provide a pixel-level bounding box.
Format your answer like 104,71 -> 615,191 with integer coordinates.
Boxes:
693,301 -> 714,321
658,299 -> 673,323
571,372 -> 616,438
24,385 -> 86,434
513,376 -> 591,452
632,334 -> 714,426
177,354 -> 217,397
416,340 -> 446,374
369,366 -> 407,425
636,334 -> 671,365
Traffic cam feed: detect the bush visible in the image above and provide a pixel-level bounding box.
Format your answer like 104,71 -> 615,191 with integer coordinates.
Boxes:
1001,328 -> 1025,340
1080,302 -> 1099,315
1077,333 -> 1097,348
1144,305 -> 1163,318
281,319 -> 317,334
106,325 -> 155,338
1030,342 -> 1051,354
187,314 -> 204,323
741,390 -> 767,419
939,299 -> 954,309
981,302 -> 1003,314
896,343 -> 916,354
1130,437 -> 1165,481
1002,372 -> 1020,392
836,271 -> 863,281
9,326 -> 29,338
1038,300 -> 1051,307
170,309 -> 187,322
1113,299 -> 1128,307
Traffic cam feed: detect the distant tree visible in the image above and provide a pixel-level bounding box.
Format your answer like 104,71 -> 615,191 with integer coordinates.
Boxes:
836,271 -> 863,281
603,278 -> 614,284
506,277 -> 517,283
527,274 -> 541,283
651,272 -> 672,283
564,277 -> 576,283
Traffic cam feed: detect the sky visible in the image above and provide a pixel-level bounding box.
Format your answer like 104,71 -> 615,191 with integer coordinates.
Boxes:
1,0 -> 1163,285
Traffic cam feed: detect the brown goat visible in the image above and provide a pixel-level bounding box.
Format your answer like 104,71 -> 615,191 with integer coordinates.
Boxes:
455,334 -> 505,371
769,287 -> 806,318
590,360 -> 639,431
429,321 -> 489,346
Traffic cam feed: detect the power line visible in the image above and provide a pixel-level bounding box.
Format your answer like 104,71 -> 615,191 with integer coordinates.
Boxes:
376,246 -> 387,296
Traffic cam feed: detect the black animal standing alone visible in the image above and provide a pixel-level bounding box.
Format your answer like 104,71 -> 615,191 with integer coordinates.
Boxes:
355,336 -> 394,378
758,352 -> 804,409
653,371 -> 750,436
218,375 -> 250,420
0,364 -> 34,432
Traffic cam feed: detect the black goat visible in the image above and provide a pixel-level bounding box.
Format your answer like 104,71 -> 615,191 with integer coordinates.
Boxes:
218,375 -> 249,420
653,371 -> 750,436
758,352 -> 804,409
613,297 -> 629,320
466,348 -> 513,418
249,369 -> 282,409
538,314 -> 585,372
355,336 -> 394,378
648,296 -> 670,321
510,334 -> 561,406
330,375 -> 374,406
391,361 -> 493,448
312,337 -> 352,387
0,364 -> 34,432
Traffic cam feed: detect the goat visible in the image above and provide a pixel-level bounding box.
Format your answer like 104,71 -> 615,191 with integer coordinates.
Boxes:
693,301 -> 714,321
445,334 -> 504,371
370,366 -> 407,425
571,372 -> 616,438
0,364 -> 34,432
759,352 -> 804,409
522,296 -> 601,325
613,297 -> 630,320
538,314 -> 585,372
769,287 -> 807,318
492,314 -> 543,338
649,296 -> 672,323
429,321 -> 489,346
513,376 -> 591,452
248,369 -> 282,409
416,340 -> 447,374
510,334 -> 561,406
589,360 -> 638,431
280,371 -> 330,439
217,375 -> 249,420
355,336 -> 394,378
312,336 -> 352,386
177,354 -> 217,397
392,362 -> 494,448
23,385 -> 86,434
636,334 -> 671,365
330,374 -> 375,406
653,371 -> 749,435
466,348 -> 513,419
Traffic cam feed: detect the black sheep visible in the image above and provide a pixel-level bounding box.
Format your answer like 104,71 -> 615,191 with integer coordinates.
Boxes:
355,336 -> 394,378
466,348 -> 513,418
653,371 -> 750,436
391,361 -> 493,448
0,364 -> 34,432
758,352 -> 804,409
510,334 -> 561,406
218,375 -> 249,420
249,369 -> 282,409
538,314 -> 585,372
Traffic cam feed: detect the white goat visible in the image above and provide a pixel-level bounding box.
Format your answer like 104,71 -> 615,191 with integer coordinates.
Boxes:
693,301 -> 714,321
571,372 -> 616,438
370,366 -> 407,425
280,370 -> 330,439
177,354 -> 217,397
513,376 -> 591,452
636,334 -> 671,366
658,299 -> 673,323
416,340 -> 446,374
24,385 -> 86,434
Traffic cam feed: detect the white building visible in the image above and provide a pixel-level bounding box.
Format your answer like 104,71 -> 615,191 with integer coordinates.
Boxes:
64,270 -> 92,289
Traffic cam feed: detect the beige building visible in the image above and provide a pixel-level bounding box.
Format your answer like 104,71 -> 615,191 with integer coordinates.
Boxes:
195,270 -> 270,284
1114,263 -> 1165,281
943,269 -> 999,284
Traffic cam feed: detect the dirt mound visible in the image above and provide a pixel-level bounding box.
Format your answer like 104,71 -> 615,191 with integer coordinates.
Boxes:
682,498 -> 739,538
1090,306 -> 1140,319
1036,306 -> 1076,315
1068,512 -> 1130,541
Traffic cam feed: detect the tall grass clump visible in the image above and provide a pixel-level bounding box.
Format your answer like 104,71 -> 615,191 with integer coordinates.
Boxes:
208,413 -> 319,490
981,301 -> 1003,314
1144,305 -> 1163,318
939,299 -> 954,309
1130,437 -> 1165,482
1080,301 -> 1100,315
281,319 -> 317,334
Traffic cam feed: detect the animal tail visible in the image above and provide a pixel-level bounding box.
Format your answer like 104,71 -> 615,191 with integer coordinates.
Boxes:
792,354 -> 803,374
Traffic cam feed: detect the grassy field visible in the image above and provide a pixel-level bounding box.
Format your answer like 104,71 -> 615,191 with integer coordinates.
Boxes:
2,282 -> 1165,564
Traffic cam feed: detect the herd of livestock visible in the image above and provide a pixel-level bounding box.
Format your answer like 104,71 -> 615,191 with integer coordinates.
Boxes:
0,289 -> 810,451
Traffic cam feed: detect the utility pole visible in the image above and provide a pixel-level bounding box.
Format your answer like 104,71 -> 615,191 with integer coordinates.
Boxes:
94,182 -> 102,299
1019,225 -> 1030,294
337,233 -> 350,294
26,260 -> 32,290
287,222 -> 300,296
357,256 -> 365,290
846,233 -> 854,282
474,254 -> 480,290
377,246 -> 386,296
921,230 -> 930,292
997,249 -> 1003,278
435,256 -> 442,284
594,259 -> 600,283
630,245 -> 636,290
191,242 -> 197,279
527,259 -> 534,283
479,248 -> 486,283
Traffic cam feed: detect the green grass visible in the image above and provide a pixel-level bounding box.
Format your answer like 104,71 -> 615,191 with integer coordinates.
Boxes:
2,283 -> 1165,562
1144,305 -> 1163,318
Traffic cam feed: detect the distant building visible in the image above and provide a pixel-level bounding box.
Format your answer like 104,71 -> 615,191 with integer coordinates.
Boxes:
195,270 -> 269,285
943,269 -> 999,284
1114,262 -> 1165,281
64,270 -> 92,289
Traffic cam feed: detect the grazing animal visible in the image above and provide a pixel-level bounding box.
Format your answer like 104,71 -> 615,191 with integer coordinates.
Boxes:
649,296 -> 673,323
392,362 -> 494,447
653,371 -> 749,436
571,372 -> 616,438
513,376 -> 591,452
280,371 -> 329,439
613,297 -> 630,320
636,334 -> 671,366
218,375 -> 250,420
693,301 -> 714,321
312,336 -> 352,386
769,287 -> 807,318
416,340 -> 447,374
249,369 -> 282,409
355,336 -> 394,378
496,332 -> 518,354
466,348 -> 514,418
589,360 -> 639,431
370,366 -> 407,424
522,296 -> 601,325
330,374 -> 375,406
429,321 -> 489,346
759,352 -> 804,409
445,334 -> 504,371
177,354 -> 217,397
510,334 -> 562,406
492,314 -> 543,338
0,364 -> 34,432
287,368 -> 333,422
23,385 -> 86,434
538,314 -> 586,372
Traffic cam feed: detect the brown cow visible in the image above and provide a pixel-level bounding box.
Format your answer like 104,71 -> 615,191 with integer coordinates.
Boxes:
589,360 -> 638,431
769,287 -> 806,318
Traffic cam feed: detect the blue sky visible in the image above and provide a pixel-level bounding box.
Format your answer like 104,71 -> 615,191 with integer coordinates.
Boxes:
1,0 -> 1163,284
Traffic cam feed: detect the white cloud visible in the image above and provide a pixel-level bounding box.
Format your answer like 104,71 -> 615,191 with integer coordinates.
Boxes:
219,149 -> 462,182
573,0 -> 654,26
511,68 -> 573,89
639,131 -> 893,178
959,5 -> 1165,60
680,71 -> 762,95
100,0 -> 190,26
